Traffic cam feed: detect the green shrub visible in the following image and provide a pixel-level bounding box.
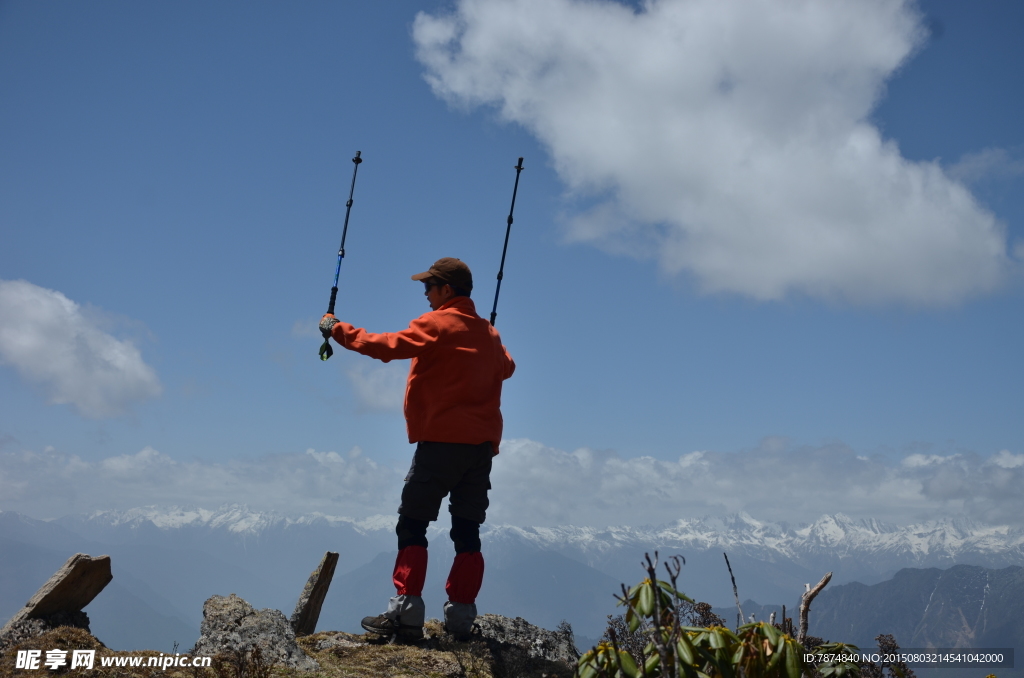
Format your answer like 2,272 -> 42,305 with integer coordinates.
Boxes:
577,553 -> 862,678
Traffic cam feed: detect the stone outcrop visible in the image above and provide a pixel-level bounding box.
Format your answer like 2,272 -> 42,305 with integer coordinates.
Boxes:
191,594 -> 319,671
475,614 -> 580,664
0,553 -> 111,651
290,551 -> 338,637
0,612 -> 94,654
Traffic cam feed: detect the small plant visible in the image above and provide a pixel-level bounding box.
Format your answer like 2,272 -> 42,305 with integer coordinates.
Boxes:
577,552 -> 862,678
600,598 -> 727,670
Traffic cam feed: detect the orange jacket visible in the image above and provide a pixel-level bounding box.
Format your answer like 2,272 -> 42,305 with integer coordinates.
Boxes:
330,296 -> 515,452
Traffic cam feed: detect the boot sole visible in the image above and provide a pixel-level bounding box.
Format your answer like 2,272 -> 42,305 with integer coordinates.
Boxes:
362,622 -> 423,643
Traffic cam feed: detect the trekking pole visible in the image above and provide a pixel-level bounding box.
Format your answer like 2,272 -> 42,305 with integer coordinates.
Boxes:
489,157 -> 524,326
319,150 -> 363,361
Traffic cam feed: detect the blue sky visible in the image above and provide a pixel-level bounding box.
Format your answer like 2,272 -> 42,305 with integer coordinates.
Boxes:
1,0 -> 1022,526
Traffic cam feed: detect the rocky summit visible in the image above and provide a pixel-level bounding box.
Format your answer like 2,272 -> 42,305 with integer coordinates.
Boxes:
191,593 -> 320,671
475,613 -> 579,664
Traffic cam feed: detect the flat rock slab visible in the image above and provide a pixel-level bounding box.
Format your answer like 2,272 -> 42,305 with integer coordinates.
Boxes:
0,554 -> 111,635
192,594 -> 319,672
290,551 -> 339,637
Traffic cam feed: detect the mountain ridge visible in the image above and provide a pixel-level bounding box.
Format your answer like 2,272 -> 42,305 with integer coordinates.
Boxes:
49,505 -> 1024,562
45,506 -> 1024,603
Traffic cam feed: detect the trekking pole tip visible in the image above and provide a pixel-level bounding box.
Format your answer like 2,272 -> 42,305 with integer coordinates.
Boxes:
353,151 -> 362,163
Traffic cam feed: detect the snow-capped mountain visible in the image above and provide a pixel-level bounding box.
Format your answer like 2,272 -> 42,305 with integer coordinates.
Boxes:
486,512 -> 1024,572
54,505 -> 1024,607
480,512 -> 1024,614
58,505 -> 1024,582
63,505 -> 1024,560
62,504 -> 397,535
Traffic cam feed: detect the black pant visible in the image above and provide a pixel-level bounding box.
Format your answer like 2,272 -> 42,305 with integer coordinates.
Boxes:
398,441 -> 492,524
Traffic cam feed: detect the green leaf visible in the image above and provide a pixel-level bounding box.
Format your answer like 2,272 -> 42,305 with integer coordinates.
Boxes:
638,581 -> 654,616
657,580 -> 695,603
627,611 -> 641,634
617,650 -> 639,678
577,654 -> 604,678
677,634 -> 696,665
708,628 -> 728,650
784,639 -> 801,678
765,645 -> 784,673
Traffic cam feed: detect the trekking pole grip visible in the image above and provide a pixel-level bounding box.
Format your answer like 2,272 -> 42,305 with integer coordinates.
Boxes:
327,286 -> 339,316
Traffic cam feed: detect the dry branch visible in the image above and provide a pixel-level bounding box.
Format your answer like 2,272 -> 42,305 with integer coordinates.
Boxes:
722,553 -> 744,629
797,571 -> 832,644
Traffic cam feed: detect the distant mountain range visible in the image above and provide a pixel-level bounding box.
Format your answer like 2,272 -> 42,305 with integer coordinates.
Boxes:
483,513 -> 1024,610
812,563 -> 1024,649
707,565 -> 1024,678
3,506 -> 1023,661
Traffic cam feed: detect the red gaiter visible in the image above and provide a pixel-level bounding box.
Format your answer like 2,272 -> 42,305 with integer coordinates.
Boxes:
393,546 -> 428,596
445,552 -> 484,604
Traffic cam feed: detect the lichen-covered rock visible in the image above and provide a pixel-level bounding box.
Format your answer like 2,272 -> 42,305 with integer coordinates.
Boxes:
191,594 -> 319,671
0,611 -> 93,654
476,614 -> 580,664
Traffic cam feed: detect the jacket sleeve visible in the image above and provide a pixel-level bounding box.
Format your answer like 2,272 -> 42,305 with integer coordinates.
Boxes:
503,346 -> 515,380
330,314 -> 439,362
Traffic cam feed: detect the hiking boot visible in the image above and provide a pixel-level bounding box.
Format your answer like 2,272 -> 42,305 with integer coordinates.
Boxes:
361,614 -> 424,643
443,621 -> 481,643
443,601 -> 479,641
362,595 -> 426,643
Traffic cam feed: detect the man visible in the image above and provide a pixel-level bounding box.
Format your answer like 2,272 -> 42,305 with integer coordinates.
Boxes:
319,257 -> 515,643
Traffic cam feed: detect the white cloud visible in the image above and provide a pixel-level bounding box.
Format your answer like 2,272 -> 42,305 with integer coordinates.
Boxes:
487,438 -> 1024,527
0,280 -> 161,417
413,0 -> 1014,304
3,438 -> 1020,526
0,445 -> 404,520
948,147 -> 1024,185
901,452 -> 960,468
346,362 -> 407,412
988,449 -> 1024,469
